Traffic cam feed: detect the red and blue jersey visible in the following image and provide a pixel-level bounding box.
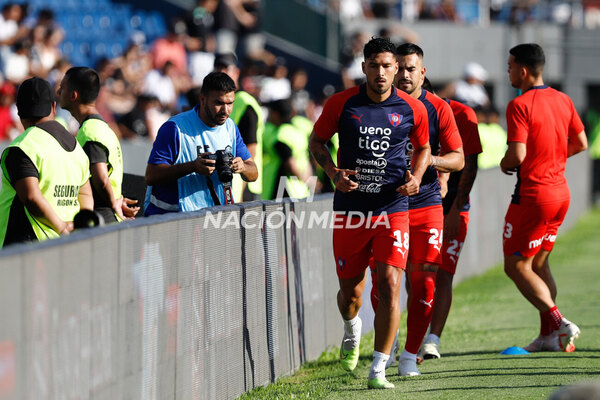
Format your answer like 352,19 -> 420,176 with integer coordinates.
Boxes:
443,99 -> 482,214
408,90 -> 462,210
314,84 -> 429,215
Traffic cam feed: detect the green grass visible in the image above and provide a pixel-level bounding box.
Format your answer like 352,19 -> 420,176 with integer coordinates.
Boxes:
240,208 -> 600,399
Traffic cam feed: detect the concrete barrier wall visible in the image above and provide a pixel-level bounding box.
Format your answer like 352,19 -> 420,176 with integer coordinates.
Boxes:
0,154 -> 591,399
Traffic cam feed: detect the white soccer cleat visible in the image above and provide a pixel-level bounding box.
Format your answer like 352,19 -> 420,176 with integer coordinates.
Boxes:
419,341 -> 441,360
523,334 -> 560,352
398,357 -> 421,376
556,318 -> 580,353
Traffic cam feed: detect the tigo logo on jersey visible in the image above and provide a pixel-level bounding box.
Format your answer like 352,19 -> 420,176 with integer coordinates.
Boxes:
388,113 -> 402,127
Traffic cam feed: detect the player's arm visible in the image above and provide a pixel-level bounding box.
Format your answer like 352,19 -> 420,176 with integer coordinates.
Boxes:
431,147 -> 464,173
14,177 -> 73,235
432,101 -> 465,173
398,100 -> 431,195
567,130 -> 587,157
398,141 -> 431,196
445,153 -> 478,240
500,142 -> 526,175
438,171 -> 449,198
309,131 -> 357,193
77,180 -> 94,211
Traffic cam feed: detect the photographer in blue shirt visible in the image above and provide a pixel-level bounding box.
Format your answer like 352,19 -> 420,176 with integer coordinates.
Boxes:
144,72 -> 257,215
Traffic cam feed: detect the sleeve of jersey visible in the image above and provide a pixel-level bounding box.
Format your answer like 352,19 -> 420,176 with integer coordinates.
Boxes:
148,120 -> 180,165
457,107 -> 482,156
437,102 -> 462,153
313,93 -> 344,141
234,124 -> 252,161
568,100 -> 585,138
506,100 -> 528,144
409,101 -> 429,148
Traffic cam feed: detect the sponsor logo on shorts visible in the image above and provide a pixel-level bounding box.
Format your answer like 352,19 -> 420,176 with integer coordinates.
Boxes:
528,233 -> 557,249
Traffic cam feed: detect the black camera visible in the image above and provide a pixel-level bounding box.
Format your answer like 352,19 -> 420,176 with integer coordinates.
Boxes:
204,149 -> 234,183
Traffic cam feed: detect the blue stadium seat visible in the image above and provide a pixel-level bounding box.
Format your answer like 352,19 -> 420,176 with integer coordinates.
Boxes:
455,0 -> 480,23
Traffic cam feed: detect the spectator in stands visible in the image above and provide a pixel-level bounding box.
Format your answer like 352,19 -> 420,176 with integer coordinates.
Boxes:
0,81 -> 17,141
330,0 -> 374,22
439,61 -> 490,109
151,18 -> 188,76
212,0 -> 271,64
143,61 -> 180,115
214,52 -> 264,201
259,57 -> 291,103
58,67 -> 139,222
29,25 -> 62,79
289,67 -> 312,117
341,31 -> 370,89
118,93 -> 165,142
183,0 -> 218,49
262,98 -> 312,200
112,43 -> 152,95
4,39 -> 31,84
0,77 -> 93,247
144,71 -> 257,215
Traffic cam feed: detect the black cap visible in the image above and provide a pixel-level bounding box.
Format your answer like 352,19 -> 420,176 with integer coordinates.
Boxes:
214,52 -> 238,68
17,77 -> 54,119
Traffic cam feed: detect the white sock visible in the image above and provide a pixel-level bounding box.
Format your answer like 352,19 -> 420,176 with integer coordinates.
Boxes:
343,316 -> 361,337
399,349 -> 417,361
425,333 -> 440,346
369,351 -> 389,379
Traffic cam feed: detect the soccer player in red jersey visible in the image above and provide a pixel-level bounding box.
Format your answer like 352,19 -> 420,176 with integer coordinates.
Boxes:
501,43 -> 587,352
309,37 -> 431,389
420,79 -> 482,361
370,44 -> 464,377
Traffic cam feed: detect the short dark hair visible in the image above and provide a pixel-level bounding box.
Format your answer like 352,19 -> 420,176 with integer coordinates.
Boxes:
363,37 -> 396,60
509,43 -> 545,76
64,67 -> 100,104
396,43 -> 424,58
200,71 -> 236,95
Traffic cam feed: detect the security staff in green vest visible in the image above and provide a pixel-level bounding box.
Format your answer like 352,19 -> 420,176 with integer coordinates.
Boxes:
291,114 -> 339,193
58,67 -> 139,223
263,99 -> 313,200
214,52 -> 264,201
0,77 -> 93,247
475,105 -> 507,170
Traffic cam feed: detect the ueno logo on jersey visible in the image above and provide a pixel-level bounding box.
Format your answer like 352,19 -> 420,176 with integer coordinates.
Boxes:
388,113 -> 402,127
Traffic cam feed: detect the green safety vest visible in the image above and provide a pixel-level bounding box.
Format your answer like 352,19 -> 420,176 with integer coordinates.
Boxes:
229,91 -> 264,200
291,115 -> 339,184
477,122 -> 507,170
0,126 -> 89,245
586,110 -> 600,160
262,121 -> 310,200
77,118 -> 124,219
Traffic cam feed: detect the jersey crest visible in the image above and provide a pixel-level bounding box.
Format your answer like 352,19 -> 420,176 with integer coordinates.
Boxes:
388,113 -> 402,127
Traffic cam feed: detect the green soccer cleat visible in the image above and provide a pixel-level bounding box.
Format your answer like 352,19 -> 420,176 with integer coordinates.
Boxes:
368,377 -> 395,389
340,334 -> 361,371
340,317 -> 362,371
